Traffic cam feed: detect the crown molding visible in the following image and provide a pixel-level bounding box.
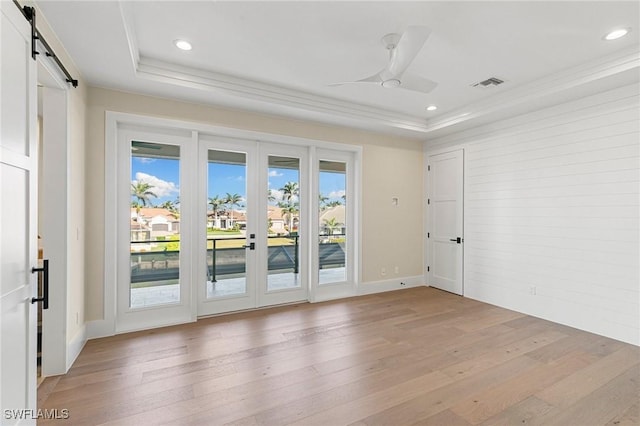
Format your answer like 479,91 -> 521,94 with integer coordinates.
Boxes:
422,45 -> 640,133
118,0 -> 139,75
117,1 -> 638,138
135,57 -> 432,134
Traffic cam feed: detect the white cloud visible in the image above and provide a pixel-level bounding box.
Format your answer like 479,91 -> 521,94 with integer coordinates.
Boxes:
268,170 -> 283,177
269,189 -> 284,201
328,190 -> 346,199
135,157 -> 156,164
133,172 -> 179,198
268,189 -> 300,203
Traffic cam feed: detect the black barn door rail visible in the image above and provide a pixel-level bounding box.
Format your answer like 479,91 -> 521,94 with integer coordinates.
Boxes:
13,0 -> 78,88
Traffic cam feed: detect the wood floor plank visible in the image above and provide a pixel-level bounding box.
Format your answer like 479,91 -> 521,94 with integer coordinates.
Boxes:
539,365 -> 640,426
292,355 -> 538,426
535,346 -> 640,408
478,396 -> 555,426
605,402 -> 639,426
450,350 -> 596,424
413,409 -> 472,426
36,287 -> 639,426
439,329 -> 568,379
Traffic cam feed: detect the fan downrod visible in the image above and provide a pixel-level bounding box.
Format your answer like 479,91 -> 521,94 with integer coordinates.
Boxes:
381,33 -> 401,50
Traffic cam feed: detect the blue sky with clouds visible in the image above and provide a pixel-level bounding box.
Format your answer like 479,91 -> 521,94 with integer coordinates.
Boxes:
132,156 -> 345,207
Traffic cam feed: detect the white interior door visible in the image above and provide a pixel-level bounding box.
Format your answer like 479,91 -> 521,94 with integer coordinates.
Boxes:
1,1 -> 38,422
427,149 -> 464,295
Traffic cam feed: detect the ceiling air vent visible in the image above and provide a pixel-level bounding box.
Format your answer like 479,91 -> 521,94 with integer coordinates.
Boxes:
471,77 -> 505,88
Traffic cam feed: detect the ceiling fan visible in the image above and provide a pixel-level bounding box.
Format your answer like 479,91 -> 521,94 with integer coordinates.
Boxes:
331,26 -> 437,94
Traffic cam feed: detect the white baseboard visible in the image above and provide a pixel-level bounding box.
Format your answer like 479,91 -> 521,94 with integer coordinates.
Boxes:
85,277 -> 426,340
357,275 -> 425,296
86,319 -> 115,340
66,324 -> 87,371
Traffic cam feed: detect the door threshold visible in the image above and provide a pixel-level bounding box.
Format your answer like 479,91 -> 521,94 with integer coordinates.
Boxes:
197,300 -> 309,320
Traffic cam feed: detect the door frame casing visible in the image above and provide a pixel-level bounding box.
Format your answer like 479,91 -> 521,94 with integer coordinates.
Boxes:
97,112 -> 362,337
38,55 -> 75,376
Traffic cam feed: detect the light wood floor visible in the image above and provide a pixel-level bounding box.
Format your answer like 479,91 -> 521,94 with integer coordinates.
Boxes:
38,287 -> 639,426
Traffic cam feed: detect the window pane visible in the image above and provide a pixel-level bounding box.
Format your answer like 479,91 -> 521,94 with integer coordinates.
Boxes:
206,149 -> 247,298
318,160 -> 346,285
267,156 -> 301,291
130,141 -> 180,308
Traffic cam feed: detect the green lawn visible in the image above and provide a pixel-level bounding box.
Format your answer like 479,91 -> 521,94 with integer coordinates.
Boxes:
207,229 -> 242,236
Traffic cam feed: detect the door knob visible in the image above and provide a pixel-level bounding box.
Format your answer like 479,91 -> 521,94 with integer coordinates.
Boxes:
449,237 -> 462,244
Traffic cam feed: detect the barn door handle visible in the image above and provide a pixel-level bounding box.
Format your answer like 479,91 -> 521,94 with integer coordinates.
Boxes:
243,242 -> 255,250
31,259 -> 49,309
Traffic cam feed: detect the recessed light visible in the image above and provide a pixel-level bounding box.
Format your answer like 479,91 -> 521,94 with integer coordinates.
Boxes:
174,39 -> 192,51
426,105 -> 437,111
604,28 -> 630,41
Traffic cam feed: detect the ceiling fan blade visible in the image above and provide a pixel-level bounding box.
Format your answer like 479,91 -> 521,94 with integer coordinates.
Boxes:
329,71 -> 384,87
398,73 -> 438,94
388,26 -> 431,77
355,72 -> 384,84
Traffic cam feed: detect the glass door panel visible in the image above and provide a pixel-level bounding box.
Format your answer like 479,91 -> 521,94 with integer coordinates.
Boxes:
266,155 -> 301,292
130,141 -> 181,308
206,149 -> 248,299
318,160 -> 347,285
117,127 -> 194,333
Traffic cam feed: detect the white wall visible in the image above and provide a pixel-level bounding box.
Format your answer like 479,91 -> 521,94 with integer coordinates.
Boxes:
427,83 -> 639,345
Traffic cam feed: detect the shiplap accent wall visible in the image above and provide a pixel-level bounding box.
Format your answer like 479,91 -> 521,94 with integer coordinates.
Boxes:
427,83 -> 639,345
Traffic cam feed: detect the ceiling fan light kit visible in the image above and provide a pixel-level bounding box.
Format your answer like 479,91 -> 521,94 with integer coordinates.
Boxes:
382,79 -> 401,88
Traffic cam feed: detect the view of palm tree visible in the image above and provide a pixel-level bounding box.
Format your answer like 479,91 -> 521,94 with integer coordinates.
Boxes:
277,181 -> 299,234
208,195 -> 224,225
131,181 -> 157,219
322,217 -> 341,235
225,192 -> 243,229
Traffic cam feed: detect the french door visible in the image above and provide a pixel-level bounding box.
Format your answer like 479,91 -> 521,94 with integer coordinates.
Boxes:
197,137 -> 309,316
112,119 -> 358,329
116,128 -> 195,333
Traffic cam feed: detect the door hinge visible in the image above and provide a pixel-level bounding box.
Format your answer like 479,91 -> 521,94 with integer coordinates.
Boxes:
427,165 -> 431,171
427,266 -> 430,272
427,232 -> 430,238
427,199 -> 430,205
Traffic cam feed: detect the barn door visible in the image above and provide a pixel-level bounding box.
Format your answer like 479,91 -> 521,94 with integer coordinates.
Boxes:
1,1 -> 39,422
